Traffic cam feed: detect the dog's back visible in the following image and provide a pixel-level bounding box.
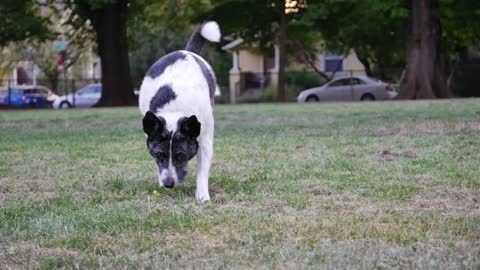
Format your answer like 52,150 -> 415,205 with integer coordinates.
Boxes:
138,22 -> 221,122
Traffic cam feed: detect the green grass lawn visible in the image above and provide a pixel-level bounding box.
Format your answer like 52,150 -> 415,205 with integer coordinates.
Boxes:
1,100 -> 479,269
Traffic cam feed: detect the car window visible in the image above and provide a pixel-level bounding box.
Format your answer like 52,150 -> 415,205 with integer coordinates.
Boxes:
78,86 -> 97,95
329,79 -> 350,87
349,78 -> 365,85
24,88 -> 47,94
8,89 -> 23,94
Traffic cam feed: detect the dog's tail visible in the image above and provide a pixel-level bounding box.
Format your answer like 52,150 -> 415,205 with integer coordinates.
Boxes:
185,21 -> 221,54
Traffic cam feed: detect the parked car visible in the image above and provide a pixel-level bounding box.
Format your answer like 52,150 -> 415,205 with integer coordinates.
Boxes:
52,83 -> 102,109
297,76 -> 397,103
1,85 -> 59,108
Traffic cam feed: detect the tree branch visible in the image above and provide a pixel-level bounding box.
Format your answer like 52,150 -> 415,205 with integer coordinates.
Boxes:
295,41 -> 329,81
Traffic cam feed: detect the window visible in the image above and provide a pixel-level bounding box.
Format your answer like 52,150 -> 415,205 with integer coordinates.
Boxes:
349,78 -> 365,85
329,79 -> 350,87
24,88 -> 47,94
325,53 -> 344,72
77,86 -> 97,95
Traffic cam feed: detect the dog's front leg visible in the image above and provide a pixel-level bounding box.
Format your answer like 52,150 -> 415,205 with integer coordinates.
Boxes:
196,126 -> 213,202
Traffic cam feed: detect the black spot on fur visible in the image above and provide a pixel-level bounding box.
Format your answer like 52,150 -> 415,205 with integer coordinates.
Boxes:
191,54 -> 216,100
171,116 -> 200,169
150,84 -> 176,111
146,51 -> 186,78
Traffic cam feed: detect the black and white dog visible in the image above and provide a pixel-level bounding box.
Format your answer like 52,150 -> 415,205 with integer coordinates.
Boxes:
139,22 -> 220,202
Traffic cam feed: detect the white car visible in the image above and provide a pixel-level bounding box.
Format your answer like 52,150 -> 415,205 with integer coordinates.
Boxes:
53,83 -> 101,109
297,76 -> 397,102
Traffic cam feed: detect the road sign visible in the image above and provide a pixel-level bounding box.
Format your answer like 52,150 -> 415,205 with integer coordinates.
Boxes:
54,41 -> 67,52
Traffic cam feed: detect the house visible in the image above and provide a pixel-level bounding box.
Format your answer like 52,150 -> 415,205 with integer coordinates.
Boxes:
222,39 -> 366,103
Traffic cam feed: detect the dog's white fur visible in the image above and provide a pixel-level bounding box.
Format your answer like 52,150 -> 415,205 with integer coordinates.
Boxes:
139,23 -> 219,202
200,22 -> 221,42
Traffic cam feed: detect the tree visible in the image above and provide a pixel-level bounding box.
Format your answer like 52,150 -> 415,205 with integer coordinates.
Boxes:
0,0 -> 51,46
303,0 -> 408,81
63,0 -> 143,106
398,0 -> 446,99
201,0 -> 309,102
398,0 -> 480,99
128,0 -> 212,89
0,40 -> 84,92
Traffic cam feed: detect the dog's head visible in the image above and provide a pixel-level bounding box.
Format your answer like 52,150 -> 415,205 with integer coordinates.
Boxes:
143,111 -> 200,188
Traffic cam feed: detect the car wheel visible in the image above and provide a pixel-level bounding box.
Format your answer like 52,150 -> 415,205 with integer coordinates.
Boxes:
306,95 -> 319,102
59,101 -> 72,109
360,94 -> 375,101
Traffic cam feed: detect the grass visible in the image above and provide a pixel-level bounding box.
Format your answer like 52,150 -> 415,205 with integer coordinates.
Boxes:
1,99 -> 480,269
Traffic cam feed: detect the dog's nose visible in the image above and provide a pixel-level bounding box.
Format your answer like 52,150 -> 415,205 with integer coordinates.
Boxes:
163,177 -> 175,188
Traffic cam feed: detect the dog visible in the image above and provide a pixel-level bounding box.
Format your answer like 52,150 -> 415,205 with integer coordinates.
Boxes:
138,21 -> 220,202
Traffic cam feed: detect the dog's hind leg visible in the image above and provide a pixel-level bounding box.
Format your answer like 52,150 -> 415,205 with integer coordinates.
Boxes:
195,123 -> 213,202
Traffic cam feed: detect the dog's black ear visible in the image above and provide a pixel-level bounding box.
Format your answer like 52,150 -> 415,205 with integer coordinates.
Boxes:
179,115 -> 201,138
143,111 -> 165,136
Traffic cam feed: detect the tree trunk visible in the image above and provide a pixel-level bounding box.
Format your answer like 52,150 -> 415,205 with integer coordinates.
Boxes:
46,71 -> 59,93
398,0 -> 449,99
276,3 -> 287,102
90,0 -> 136,106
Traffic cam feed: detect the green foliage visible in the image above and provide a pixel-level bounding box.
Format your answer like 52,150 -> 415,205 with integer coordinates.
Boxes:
259,85 -> 306,102
201,0 -> 309,52
0,0 -> 52,46
286,71 -> 326,90
439,0 -> 480,52
128,0 -> 230,89
305,0 -> 407,80
129,30 -> 188,88
261,87 -> 277,102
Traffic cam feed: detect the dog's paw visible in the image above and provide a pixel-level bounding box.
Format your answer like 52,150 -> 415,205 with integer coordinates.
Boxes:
195,190 -> 211,203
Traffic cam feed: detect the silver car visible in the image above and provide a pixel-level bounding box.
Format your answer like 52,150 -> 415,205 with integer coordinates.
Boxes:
52,83 -> 101,109
297,76 -> 397,102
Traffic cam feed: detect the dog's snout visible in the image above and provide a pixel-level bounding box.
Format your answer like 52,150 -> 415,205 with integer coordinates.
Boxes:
163,177 -> 175,188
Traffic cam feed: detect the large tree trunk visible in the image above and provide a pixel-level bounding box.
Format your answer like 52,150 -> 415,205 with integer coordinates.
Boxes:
398,0 -> 450,99
276,3 -> 287,102
90,0 -> 136,106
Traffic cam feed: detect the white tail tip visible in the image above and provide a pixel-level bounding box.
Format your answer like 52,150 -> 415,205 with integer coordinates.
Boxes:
201,21 -> 221,43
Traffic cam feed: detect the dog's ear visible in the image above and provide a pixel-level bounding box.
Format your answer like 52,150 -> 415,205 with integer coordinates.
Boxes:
143,111 -> 165,136
178,115 -> 201,138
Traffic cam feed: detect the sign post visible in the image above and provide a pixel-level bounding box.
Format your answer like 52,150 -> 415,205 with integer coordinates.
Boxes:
54,41 -> 74,107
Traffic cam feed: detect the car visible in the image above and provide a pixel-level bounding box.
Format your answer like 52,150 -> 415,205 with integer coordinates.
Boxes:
297,76 -> 398,103
1,85 -> 59,108
52,83 -> 102,109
